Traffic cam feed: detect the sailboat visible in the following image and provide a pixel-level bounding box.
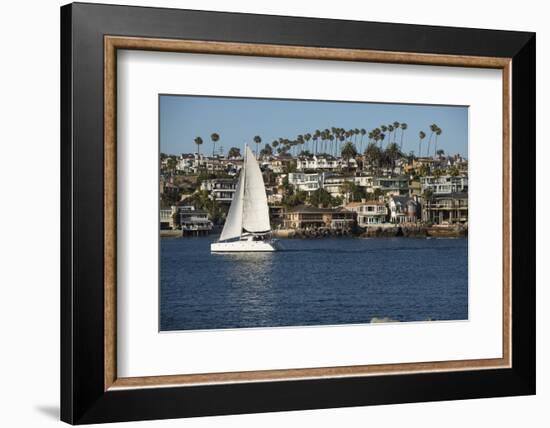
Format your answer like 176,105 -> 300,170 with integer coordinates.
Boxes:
211,146 -> 279,252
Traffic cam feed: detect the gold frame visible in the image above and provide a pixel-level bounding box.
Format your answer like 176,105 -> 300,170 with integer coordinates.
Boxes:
104,36 -> 512,391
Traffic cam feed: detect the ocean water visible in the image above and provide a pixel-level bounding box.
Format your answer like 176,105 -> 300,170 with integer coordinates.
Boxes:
160,237 -> 468,331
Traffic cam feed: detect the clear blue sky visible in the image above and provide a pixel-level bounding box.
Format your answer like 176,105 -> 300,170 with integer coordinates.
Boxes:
160,95 -> 468,157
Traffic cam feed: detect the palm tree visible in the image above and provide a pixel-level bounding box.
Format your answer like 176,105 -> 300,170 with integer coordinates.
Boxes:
388,124 -> 394,144
194,136 -> 203,156
399,123 -> 408,151
253,135 -> 262,158
210,133 -> 219,156
297,134 -> 305,155
312,133 -> 318,154
380,125 -> 388,148
427,124 -> 438,157
304,133 -> 312,152
433,127 -> 443,157
314,130 -> 321,151
379,132 -> 386,150
393,121 -> 400,142
418,131 -> 426,158
360,128 -> 366,152
338,133 -> 345,157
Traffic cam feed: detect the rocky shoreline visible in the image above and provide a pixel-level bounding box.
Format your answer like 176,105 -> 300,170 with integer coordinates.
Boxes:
162,225 -> 468,239
273,224 -> 467,239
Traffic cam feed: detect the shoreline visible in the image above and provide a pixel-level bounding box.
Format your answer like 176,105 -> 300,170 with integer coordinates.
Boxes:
161,225 -> 467,239
274,225 -> 467,239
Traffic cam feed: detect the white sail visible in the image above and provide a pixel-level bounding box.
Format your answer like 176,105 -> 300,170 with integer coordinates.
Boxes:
219,166 -> 245,241
242,146 -> 271,233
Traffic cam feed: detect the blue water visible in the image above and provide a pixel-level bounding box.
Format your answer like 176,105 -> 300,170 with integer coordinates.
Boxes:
160,237 -> 468,331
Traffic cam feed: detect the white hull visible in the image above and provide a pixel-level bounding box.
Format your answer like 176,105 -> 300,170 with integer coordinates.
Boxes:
211,239 -> 278,253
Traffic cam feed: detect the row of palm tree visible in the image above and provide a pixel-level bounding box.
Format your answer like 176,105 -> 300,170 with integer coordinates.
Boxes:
192,133 -> 264,159
267,122 -> 411,158
192,122 -> 443,160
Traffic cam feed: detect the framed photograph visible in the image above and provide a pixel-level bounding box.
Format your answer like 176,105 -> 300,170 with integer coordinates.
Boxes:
61,2 -> 535,424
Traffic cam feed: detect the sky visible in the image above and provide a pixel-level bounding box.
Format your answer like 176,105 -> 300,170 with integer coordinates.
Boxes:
160,95 -> 468,157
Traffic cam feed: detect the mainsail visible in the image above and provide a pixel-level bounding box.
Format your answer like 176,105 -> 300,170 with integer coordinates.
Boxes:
242,146 -> 271,233
218,146 -> 271,241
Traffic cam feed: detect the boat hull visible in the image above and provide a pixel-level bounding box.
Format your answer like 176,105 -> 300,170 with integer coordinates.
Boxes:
211,240 -> 278,253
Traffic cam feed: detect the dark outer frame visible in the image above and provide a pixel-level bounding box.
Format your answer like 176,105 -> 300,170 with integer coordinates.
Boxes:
61,2 -> 535,424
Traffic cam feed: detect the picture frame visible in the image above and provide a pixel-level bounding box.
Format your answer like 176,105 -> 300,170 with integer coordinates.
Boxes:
61,2 -> 535,424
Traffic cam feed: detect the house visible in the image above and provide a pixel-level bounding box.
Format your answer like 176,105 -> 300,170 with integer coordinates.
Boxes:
371,176 -> 409,196
269,205 -> 285,226
178,206 -> 213,235
345,200 -> 388,227
322,175 -> 355,198
176,153 -> 210,173
389,196 -> 421,223
203,156 -> 230,174
283,205 -> 356,230
160,206 -> 177,230
159,205 -> 213,235
354,175 -> 374,188
296,154 -> 340,171
200,178 -> 237,203
423,192 -> 468,225
420,175 -> 468,194
268,153 -> 294,173
287,172 -> 327,194
266,185 -> 283,204
340,157 -> 359,170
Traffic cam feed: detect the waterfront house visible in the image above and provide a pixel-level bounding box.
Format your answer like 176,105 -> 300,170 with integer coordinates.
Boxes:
160,206 -> 177,230
420,175 -> 468,195
283,205 -> 356,230
178,205 -> 213,235
200,178 -> 237,203
159,205 -> 213,235
389,195 -> 421,224
269,205 -> 285,227
345,200 -> 388,227
423,192 -> 468,225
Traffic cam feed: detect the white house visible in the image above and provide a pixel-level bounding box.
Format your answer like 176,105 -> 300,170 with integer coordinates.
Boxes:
420,175 -> 468,194
345,200 -> 388,227
296,155 -> 340,171
287,172 -> 327,194
200,178 -> 237,203
389,195 -> 420,223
